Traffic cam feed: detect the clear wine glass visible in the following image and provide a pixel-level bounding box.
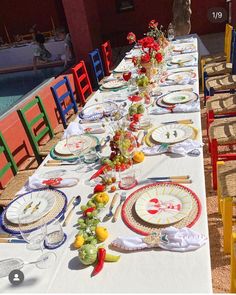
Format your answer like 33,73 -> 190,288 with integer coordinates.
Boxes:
66,134 -> 87,170
18,216 -> 56,269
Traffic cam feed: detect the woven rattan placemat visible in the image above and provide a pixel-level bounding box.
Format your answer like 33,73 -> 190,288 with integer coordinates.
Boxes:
1,188 -> 67,234
121,183 -> 201,236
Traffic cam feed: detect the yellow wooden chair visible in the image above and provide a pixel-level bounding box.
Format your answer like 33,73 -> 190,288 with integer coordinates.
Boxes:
231,232 -> 236,293
217,160 -> 236,253
201,23 -> 233,90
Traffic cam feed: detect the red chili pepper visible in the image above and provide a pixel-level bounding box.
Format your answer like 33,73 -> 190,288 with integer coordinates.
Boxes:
91,248 -> 106,277
90,165 -> 110,180
83,207 -> 96,217
93,184 -> 106,193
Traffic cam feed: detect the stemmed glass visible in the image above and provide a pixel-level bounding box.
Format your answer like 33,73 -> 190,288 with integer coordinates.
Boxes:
123,71 -> 132,92
18,216 -> 57,269
66,134 -> 87,170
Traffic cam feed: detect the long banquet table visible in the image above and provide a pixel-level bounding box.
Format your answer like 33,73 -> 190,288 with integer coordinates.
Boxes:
0,37 -> 212,293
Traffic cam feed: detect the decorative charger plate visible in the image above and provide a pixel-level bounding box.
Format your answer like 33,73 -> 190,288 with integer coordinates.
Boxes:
102,80 -> 126,89
170,55 -> 195,65
1,188 -> 67,234
6,190 -> 56,224
79,102 -> 118,121
135,184 -> 192,225
121,183 -> 202,236
162,91 -> 196,105
151,124 -> 193,144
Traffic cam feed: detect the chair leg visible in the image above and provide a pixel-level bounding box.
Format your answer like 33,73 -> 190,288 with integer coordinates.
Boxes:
207,110 -> 214,153
216,161 -> 225,214
223,197 -> 233,254
203,72 -> 209,106
231,232 -> 236,293
211,139 -> 218,190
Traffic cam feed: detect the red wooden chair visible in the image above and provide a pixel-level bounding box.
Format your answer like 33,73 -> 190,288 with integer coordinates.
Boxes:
71,61 -> 93,106
101,41 -> 112,76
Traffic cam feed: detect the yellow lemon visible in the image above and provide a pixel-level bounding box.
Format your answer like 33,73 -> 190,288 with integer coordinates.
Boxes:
73,235 -> 85,249
133,151 -> 145,163
94,192 -> 109,204
95,226 -> 109,242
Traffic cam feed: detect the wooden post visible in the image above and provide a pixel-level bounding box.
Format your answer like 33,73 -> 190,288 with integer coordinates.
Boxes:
4,24 -> 11,43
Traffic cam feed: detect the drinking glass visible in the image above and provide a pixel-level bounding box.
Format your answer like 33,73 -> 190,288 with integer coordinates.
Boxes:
123,71 -> 132,92
66,134 -> 87,170
119,163 -> 137,189
18,216 -> 56,269
45,219 -> 65,249
167,23 -> 175,41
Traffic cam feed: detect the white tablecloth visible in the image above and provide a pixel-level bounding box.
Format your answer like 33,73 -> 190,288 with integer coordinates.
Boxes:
0,40 -> 64,69
0,37 -> 212,293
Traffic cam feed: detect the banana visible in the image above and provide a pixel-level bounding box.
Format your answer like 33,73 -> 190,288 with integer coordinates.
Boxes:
105,253 -> 120,262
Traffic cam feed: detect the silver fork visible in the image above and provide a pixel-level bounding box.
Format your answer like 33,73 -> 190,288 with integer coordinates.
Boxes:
112,192 -> 126,222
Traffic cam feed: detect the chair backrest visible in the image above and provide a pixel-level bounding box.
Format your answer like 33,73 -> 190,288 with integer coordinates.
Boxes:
231,30 -> 236,75
89,49 -> 105,89
225,24 -> 233,63
51,76 -> 78,129
71,61 -> 93,106
0,132 -> 18,182
17,96 -> 54,164
101,40 -> 112,76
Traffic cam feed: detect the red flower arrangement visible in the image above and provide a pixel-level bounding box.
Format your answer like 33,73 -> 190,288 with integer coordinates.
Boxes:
127,32 -> 136,44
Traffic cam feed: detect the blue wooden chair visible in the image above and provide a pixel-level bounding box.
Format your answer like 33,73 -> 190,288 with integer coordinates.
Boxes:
89,49 -> 105,89
51,76 -> 78,129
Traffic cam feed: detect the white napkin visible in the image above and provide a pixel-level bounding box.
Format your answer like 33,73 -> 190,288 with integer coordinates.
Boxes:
174,101 -> 200,112
111,227 -> 207,252
150,100 -> 200,115
62,122 -> 84,139
16,175 -> 79,195
169,139 -> 203,156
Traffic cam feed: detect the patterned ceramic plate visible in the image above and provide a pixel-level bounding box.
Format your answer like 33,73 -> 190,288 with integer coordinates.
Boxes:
135,183 -> 193,225
164,71 -> 196,83
170,55 -> 195,65
102,80 -> 126,89
79,102 -> 118,121
151,124 -> 193,144
162,91 -> 196,105
54,134 -> 99,156
113,64 -> 133,73
6,190 -> 56,224
172,43 -> 196,54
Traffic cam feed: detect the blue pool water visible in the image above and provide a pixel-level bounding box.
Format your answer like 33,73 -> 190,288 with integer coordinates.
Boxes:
0,66 -> 64,117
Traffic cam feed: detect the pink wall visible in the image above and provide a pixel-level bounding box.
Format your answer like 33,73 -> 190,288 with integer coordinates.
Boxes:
0,73 -> 76,188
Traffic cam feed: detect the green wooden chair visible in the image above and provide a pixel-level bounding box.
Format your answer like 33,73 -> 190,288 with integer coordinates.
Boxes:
0,131 -> 35,207
17,96 -> 60,164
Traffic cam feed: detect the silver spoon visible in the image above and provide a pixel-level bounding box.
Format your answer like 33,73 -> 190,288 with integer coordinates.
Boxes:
62,195 -> 81,227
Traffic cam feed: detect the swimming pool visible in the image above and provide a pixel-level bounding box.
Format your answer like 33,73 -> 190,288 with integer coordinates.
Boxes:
0,66 -> 64,117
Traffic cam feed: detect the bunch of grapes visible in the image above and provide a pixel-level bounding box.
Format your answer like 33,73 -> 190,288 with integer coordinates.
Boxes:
78,201 -> 105,245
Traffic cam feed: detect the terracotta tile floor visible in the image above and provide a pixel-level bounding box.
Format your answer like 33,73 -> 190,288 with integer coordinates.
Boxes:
201,98 -> 231,293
